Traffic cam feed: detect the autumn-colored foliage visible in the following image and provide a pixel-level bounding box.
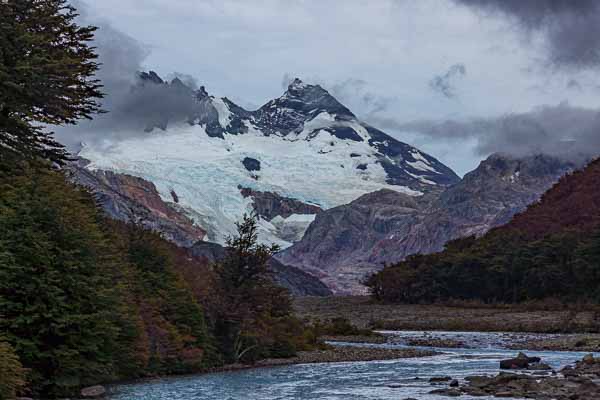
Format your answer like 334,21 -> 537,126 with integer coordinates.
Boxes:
0,340 -> 26,399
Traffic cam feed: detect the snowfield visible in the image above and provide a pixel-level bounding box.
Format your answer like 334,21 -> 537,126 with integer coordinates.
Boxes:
80,118 -> 422,247
78,77 -> 458,248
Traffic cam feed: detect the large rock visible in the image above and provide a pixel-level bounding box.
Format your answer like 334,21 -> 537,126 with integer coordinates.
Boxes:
80,385 -> 106,398
239,187 -> 322,220
500,352 -> 541,369
278,189 -> 424,294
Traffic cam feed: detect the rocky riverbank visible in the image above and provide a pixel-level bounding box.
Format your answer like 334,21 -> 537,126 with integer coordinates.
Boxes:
321,334 -> 388,344
509,334 -> 600,352
255,345 -> 438,366
431,353 -> 600,399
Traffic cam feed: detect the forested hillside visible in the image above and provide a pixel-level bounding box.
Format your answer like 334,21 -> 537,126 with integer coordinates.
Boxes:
0,2 -> 321,396
367,158 -> 600,304
0,156 -> 318,398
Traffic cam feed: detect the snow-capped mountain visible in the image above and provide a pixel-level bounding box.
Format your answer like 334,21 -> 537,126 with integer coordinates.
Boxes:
79,74 -> 460,247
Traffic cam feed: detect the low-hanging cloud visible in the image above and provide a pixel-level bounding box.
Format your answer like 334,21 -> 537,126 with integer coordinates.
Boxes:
453,0 -> 600,70
429,63 -> 467,99
55,0 -> 202,149
394,102 -> 600,163
327,78 -> 395,116
280,73 -> 396,118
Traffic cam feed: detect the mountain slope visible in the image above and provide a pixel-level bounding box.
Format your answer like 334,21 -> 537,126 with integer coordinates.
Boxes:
367,157 -> 600,303
78,74 -> 460,248
278,154 -> 574,294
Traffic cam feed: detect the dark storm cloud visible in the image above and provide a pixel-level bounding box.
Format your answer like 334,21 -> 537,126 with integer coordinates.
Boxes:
453,0 -> 600,69
395,103 -> 600,163
56,1 -> 201,148
429,64 -> 466,98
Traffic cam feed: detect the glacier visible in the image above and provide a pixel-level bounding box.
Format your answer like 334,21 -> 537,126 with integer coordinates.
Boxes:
78,76 -> 460,248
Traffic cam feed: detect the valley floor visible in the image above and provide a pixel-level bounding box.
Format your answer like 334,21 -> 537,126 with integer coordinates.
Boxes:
294,296 -> 600,336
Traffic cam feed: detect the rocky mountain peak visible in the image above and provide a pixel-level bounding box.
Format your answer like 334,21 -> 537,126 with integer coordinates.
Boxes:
138,70 -> 164,85
80,72 -> 462,250
459,153 -> 576,191
252,78 -> 355,136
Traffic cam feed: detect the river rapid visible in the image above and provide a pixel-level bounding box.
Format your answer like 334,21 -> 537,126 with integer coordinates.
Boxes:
107,331 -> 598,400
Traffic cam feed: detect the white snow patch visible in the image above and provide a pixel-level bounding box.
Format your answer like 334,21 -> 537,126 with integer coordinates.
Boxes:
406,171 -> 437,185
211,98 -> 233,129
409,150 -> 441,174
407,160 -> 437,173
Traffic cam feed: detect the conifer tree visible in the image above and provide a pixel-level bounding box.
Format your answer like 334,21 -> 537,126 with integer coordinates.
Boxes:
0,163 -> 120,397
0,0 -> 102,162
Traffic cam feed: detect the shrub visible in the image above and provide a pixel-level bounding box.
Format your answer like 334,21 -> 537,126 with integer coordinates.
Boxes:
0,340 -> 26,399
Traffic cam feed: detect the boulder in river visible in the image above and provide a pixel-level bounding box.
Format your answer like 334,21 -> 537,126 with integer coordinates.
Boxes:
442,355 -> 600,399
499,352 -> 541,369
429,376 -> 452,383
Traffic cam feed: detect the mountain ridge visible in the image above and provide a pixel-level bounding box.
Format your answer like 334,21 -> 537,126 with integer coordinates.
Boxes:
367,157 -> 600,303
277,153 -> 576,294
78,72 -> 460,247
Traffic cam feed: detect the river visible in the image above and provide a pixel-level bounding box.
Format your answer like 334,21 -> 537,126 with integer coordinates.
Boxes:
107,331 -> 597,400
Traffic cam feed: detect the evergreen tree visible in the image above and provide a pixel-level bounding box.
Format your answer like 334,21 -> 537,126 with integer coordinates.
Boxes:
214,214 -> 291,363
0,0 -> 102,162
0,162 -> 120,397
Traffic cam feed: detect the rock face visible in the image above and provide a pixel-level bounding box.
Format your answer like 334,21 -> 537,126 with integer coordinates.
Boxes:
277,189 -> 425,293
239,187 -> 322,220
278,154 -> 574,294
79,74 -> 460,248
67,159 -> 206,247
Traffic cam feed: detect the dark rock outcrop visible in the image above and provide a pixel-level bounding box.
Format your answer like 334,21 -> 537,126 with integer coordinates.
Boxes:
499,352 -> 541,369
278,154 -> 575,294
239,187 -> 322,220
242,157 -> 261,172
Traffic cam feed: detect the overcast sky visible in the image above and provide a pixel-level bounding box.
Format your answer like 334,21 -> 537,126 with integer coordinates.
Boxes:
73,0 -> 600,175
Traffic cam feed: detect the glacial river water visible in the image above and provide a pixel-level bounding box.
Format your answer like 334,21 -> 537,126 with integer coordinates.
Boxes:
107,331 -> 597,400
